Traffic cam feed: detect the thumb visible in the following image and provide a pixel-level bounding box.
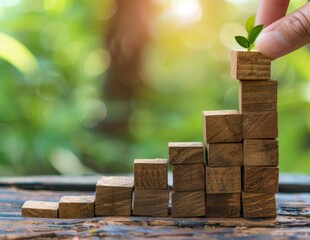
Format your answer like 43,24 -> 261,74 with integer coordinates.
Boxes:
256,2 -> 310,60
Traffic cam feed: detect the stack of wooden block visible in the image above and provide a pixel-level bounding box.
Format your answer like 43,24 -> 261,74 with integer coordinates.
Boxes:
21,50 -> 279,219
22,176 -> 135,219
203,110 -> 242,217
133,159 -> 169,217
95,176 -> 134,216
231,50 -> 278,218
169,142 -> 206,217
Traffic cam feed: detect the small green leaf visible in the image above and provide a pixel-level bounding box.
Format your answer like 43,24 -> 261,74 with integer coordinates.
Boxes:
235,36 -> 250,49
248,24 -> 264,44
245,15 -> 255,33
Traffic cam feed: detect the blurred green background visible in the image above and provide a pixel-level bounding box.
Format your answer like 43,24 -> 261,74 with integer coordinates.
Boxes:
0,0 -> 309,176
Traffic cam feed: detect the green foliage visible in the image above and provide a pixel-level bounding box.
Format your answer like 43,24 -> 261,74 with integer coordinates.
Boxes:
245,15 -> 255,34
235,36 -> 250,49
235,15 -> 263,51
0,1 -> 309,175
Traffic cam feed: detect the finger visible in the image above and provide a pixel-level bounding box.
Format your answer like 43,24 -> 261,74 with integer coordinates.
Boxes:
256,2 -> 310,59
256,0 -> 290,27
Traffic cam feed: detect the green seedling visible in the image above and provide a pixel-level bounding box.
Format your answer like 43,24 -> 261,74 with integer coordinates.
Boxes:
235,15 -> 264,51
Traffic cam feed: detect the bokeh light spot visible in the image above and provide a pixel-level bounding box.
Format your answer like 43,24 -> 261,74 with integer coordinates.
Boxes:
84,49 -> 110,76
0,33 -> 38,75
40,22 -> 68,51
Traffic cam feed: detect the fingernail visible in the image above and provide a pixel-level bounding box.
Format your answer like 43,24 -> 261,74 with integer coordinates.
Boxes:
256,30 -> 288,55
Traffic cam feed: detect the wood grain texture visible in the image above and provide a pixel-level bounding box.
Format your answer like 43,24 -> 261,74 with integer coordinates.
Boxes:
205,167 -> 241,193
244,167 -> 279,193
59,196 -> 95,219
242,192 -> 276,218
2,180 -> 310,239
207,143 -> 243,167
134,159 -> 168,189
239,80 -> 277,112
172,164 -> 205,191
242,111 -> 278,139
22,200 -> 59,218
231,50 -> 271,80
172,191 -> 206,217
95,176 -> 133,216
203,110 -> 242,143
133,189 -> 169,217
206,193 -> 240,218
244,140 -> 278,166
168,142 -> 204,164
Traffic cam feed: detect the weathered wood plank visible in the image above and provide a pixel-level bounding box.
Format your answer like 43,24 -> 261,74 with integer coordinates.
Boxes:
1,186 -> 310,239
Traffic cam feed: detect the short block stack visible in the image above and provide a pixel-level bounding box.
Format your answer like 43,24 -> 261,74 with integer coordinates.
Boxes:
133,159 -> 169,217
203,110 -> 242,217
95,176 -> 134,216
169,142 -> 206,217
231,50 -> 278,218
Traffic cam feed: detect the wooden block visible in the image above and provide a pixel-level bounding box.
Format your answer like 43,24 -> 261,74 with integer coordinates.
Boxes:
242,111 -> 278,139
203,110 -> 242,143
22,200 -> 58,218
205,167 -> 241,193
244,167 -> 279,193
207,143 -> 243,167
206,193 -> 240,218
242,192 -> 276,218
169,142 -> 204,164
172,164 -> 205,191
133,189 -> 169,217
231,50 -> 271,80
172,191 -> 206,217
95,176 -> 133,216
239,80 -> 277,112
244,140 -> 278,166
59,196 -> 95,219
134,159 -> 168,189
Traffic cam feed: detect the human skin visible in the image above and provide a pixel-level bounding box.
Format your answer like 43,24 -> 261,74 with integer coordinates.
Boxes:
255,0 -> 310,60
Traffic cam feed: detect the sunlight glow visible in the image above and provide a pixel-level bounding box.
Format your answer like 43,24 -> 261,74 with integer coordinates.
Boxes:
225,0 -> 251,4
163,0 -> 202,27
0,0 -> 21,7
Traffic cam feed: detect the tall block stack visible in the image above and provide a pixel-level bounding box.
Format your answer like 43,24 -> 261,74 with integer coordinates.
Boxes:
169,142 -> 206,217
203,110 -> 242,217
133,159 -> 169,217
231,50 -> 278,218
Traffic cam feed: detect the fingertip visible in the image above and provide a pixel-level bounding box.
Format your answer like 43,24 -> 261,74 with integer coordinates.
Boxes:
256,31 -> 288,60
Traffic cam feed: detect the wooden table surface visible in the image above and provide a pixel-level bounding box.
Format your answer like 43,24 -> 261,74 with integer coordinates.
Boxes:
1,174 -> 310,239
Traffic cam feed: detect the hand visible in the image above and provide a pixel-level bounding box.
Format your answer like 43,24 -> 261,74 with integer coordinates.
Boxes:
255,0 -> 310,59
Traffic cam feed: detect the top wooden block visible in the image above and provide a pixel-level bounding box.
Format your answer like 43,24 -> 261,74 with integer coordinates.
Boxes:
231,50 -> 271,80
95,176 -> 134,216
59,195 -> 95,219
134,159 -> 168,189
96,176 -> 134,188
203,110 -> 242,143
169,142 -> 204,164
22,200 -> 59,218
